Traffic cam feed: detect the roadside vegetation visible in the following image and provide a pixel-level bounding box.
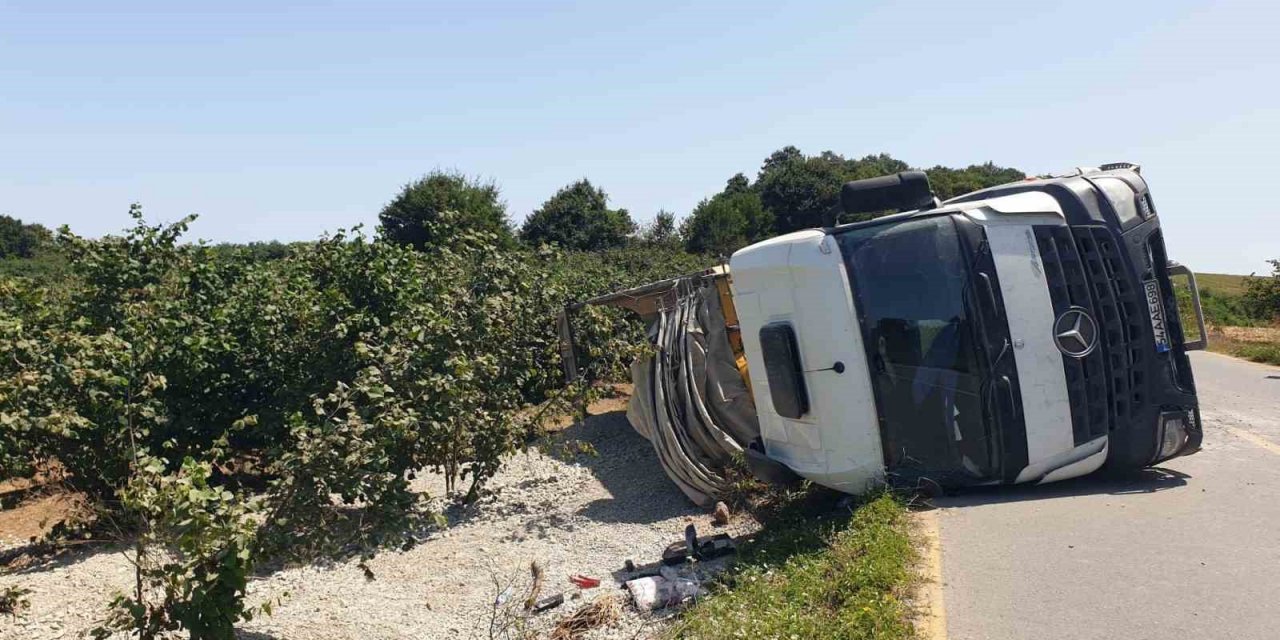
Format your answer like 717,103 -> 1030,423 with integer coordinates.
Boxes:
671,491 -> 918,640
0,149 -> 1023,638
1181,266 -> 1280,365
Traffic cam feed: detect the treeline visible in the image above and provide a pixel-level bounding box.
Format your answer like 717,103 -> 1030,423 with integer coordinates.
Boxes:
0,214 -> 53,259
0,215 -> 65,280
375,147 -> 1026,258
2,148 -> 1025,268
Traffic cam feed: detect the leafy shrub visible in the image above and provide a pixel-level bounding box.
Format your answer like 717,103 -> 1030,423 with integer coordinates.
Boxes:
1243,260 -> 1280,322
1,204 -> 700,637
1175,285 -> 1261,329
94,456 -> 262,640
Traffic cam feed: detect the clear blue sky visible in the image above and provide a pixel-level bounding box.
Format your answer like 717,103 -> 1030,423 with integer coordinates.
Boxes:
2,0 -> 1276,274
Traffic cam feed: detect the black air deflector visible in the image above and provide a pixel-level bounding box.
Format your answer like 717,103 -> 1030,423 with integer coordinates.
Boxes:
840,171 -> 935,215
759,323 -> 809,419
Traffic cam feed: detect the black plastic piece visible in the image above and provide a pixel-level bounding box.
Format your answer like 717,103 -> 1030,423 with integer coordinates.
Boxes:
759,323 -> 809,418
840,171 -> 935,215
531,593 -> 564,612
661,525 -> 738,565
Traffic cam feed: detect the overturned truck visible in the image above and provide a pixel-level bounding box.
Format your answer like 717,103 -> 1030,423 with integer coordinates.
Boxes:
560,163 -> 1207,504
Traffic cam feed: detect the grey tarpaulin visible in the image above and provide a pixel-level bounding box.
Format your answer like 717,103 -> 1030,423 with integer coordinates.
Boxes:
625,279 -> 761,506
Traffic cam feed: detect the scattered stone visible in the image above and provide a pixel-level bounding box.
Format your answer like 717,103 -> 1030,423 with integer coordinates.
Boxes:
0,411 -> 762,639
712,501 -> 731,526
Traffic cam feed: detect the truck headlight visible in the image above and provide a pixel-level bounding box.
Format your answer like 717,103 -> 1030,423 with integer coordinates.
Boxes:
1157,412 -> 1190,460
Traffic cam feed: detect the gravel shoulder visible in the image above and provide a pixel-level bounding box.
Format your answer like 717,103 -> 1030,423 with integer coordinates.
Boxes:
1,404 -> 759,640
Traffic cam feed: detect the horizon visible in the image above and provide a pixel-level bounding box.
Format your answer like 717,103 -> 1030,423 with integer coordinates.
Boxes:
2,1 -> 1277,274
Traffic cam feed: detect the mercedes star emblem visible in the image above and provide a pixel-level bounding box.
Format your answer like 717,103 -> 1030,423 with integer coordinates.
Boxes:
1054,307 -> 1098,358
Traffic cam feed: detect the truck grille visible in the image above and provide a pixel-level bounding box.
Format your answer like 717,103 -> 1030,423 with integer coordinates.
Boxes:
1034,226 -> 1147,445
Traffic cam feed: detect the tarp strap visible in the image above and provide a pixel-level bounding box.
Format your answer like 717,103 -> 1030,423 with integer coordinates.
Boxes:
626,279 -> 761,506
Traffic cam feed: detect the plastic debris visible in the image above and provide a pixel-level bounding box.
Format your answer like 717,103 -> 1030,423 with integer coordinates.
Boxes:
662,524 -> 737,565
531,593 -> 565,613
568,574 -> 600,589
625,574 -> 703,611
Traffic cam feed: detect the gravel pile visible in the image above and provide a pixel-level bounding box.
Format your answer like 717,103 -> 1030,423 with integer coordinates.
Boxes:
0,408 -> 758,640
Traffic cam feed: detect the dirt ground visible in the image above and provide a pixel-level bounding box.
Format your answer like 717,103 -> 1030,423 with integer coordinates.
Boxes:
0,476 -> 85,549
1216,324 -> 1280,343
0,396 -> 759,640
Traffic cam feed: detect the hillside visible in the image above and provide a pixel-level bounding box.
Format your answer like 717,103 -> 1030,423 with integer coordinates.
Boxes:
1196,272 -> 1252,297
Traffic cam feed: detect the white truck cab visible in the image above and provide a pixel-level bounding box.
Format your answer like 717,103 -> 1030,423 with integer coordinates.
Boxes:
563,164 -> 1205,501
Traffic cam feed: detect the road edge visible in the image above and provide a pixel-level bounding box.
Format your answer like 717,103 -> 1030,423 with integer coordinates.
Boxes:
914,508 -> 948,640
1199,349 -> 1280,371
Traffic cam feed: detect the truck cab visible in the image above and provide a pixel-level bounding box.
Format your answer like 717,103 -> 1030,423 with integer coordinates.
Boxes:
731,164 -> 1204,493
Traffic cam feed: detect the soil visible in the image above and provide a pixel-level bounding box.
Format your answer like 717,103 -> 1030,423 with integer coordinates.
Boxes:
0,475 -> 85,548
1217,325 -> 1280,343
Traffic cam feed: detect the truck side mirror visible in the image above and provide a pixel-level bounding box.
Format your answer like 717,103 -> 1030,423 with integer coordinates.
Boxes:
759,323 -> 809,419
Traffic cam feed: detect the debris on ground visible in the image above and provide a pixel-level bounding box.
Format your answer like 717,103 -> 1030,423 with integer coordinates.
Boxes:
712,501 -> 731,526
625,568 -> 704,612
568,574 -> 600,589
532,592 -> 566,613
549,593 -> 622,640
524,561 -> 545,611
661,524 -> 737,566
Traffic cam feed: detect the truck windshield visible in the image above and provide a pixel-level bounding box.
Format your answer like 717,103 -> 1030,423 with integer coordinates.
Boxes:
835,216 -> 998,483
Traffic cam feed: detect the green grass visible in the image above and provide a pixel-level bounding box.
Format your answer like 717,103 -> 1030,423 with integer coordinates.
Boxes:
1208,331 -> 1280,366
671,492 -> 918,640
1233,342 -> 1280,365
1178,271 -> 1280,365
1175,273 -> 1266,329
0,253 -> 68,281
1196,272 -> 1252,297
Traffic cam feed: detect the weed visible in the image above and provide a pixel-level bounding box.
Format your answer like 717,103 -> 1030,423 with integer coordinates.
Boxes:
670,492 -> 917,640
0,585 -> 33,620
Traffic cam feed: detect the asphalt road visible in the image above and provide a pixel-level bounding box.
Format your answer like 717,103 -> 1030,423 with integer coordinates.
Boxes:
936,351 -> 1280,640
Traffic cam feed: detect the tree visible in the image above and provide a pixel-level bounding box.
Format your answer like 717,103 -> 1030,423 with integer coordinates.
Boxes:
723,173 -> 751,196
925,162 -> 1026,201
682,185 -> 773,256
0,215 -> 52,259
638,209 -> 679,247
750,148 -> 1027,235
520,179 -> 635,250
378,171 -> 511,250
755,149 -> 913,233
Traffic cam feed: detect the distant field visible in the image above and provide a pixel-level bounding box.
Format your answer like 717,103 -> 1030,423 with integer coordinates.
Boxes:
1179,272 -> 1279,365
1196,272 -> 1252,296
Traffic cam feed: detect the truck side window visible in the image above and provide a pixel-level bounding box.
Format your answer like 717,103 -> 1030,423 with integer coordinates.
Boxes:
759,322 -> 809,419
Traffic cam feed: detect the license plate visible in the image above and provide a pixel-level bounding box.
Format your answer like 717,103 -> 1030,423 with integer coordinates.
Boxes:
1144,279 -> 1171,353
